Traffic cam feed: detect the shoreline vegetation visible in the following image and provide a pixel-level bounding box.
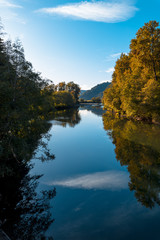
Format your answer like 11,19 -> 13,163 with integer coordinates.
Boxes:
0,21 -> 81,239
103,21 -> 160,124
0,20 -> 81,162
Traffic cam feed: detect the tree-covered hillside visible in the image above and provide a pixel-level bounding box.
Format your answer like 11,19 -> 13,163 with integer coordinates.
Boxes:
80,82 -> 110,100
103,21 -> 160,123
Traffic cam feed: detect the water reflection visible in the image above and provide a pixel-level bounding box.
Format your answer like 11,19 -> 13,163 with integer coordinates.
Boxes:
2,105 -> 160,239
80,104 -> 106,116
103,113 -> 160,208
47,170 -> 129,190
0,163 -> 56,240
0,113 -> 56,238
0,108 -> 82,238
51,108 -> 81,127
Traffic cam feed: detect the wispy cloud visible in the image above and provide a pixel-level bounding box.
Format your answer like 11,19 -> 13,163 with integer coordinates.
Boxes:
106,52 -> 121,62
0,0 -> 22,8
110,52 -> 121,58
46,171 -> 129,190
105,67 -> 114,73
106,52 -> 128,62
37,1 -> 138,23
0,0 -> 25,26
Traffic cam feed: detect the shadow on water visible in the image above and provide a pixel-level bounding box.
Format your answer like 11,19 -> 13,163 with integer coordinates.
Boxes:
103,112 -> 160,209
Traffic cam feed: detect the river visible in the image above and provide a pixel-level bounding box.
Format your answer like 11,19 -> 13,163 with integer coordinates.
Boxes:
2,105 -> 160,240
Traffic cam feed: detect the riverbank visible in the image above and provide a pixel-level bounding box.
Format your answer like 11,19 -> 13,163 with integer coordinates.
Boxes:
104,109 -> 160,125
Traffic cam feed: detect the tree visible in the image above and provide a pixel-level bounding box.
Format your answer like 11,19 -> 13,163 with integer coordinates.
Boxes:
130,21 -> 160,82
66,81 -> 80,103
56,82 -> 66,91
103,21 -> 160,121
91,97 -> 101,103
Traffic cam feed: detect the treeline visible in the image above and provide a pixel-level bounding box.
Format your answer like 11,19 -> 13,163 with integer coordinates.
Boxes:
0,22 -> 80,166
103,21 -> 160,123
43,81 -> 80,109
80,96 -> 101,103
0,23 -> 58,239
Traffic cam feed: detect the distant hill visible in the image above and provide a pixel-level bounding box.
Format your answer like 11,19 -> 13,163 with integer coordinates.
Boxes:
79,90 -> 86,97
80,82 -> 110,100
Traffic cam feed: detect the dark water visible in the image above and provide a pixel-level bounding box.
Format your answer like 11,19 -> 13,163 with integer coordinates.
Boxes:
29,105 -> 160,240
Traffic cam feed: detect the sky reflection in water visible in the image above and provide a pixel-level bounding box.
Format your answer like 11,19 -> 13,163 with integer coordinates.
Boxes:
47,170 -> 129,190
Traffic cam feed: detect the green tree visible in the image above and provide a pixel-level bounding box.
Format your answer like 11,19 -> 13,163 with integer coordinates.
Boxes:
66,81 -> 80,103
56,81 -> 66,91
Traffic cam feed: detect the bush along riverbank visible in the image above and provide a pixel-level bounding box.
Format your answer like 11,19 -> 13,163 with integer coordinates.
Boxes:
103,21 -> 160,124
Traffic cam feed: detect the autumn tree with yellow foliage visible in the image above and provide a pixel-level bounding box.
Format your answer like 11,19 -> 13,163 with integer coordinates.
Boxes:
103,21 -> 160,123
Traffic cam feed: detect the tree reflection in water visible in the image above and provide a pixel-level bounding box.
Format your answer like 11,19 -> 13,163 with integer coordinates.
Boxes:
0,108 -> 81,239
80,104 -> 105,116
103,113 -> 160,209
53,108 -> 81,128
0,163 -> 56,240
0,118 -> 56,239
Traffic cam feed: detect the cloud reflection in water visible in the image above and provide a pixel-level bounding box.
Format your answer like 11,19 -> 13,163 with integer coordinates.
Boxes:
47,171 -> 129,190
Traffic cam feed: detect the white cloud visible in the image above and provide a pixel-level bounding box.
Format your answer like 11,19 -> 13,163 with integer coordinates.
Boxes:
0,0 -> 22,8
110,52 -> 121,58
105,52 -> 121,62
37,1 -> 138,23
105,67 -> 114,73
0,0 -> 25,26
106,52 -> 128,62
46,171 -> 129,190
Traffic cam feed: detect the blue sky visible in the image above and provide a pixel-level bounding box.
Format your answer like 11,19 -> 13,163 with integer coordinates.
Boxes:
0,0 -> 160,89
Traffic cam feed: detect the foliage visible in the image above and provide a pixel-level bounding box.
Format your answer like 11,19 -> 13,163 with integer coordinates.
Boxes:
0,21 -> 81,165
91,97 -> 101,103
54,81 -> 80,104
103,21 -> 160,121
52,91 -> 75,108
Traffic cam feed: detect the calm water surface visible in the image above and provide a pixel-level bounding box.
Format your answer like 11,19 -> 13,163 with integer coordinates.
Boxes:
30,105 -> 160,240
